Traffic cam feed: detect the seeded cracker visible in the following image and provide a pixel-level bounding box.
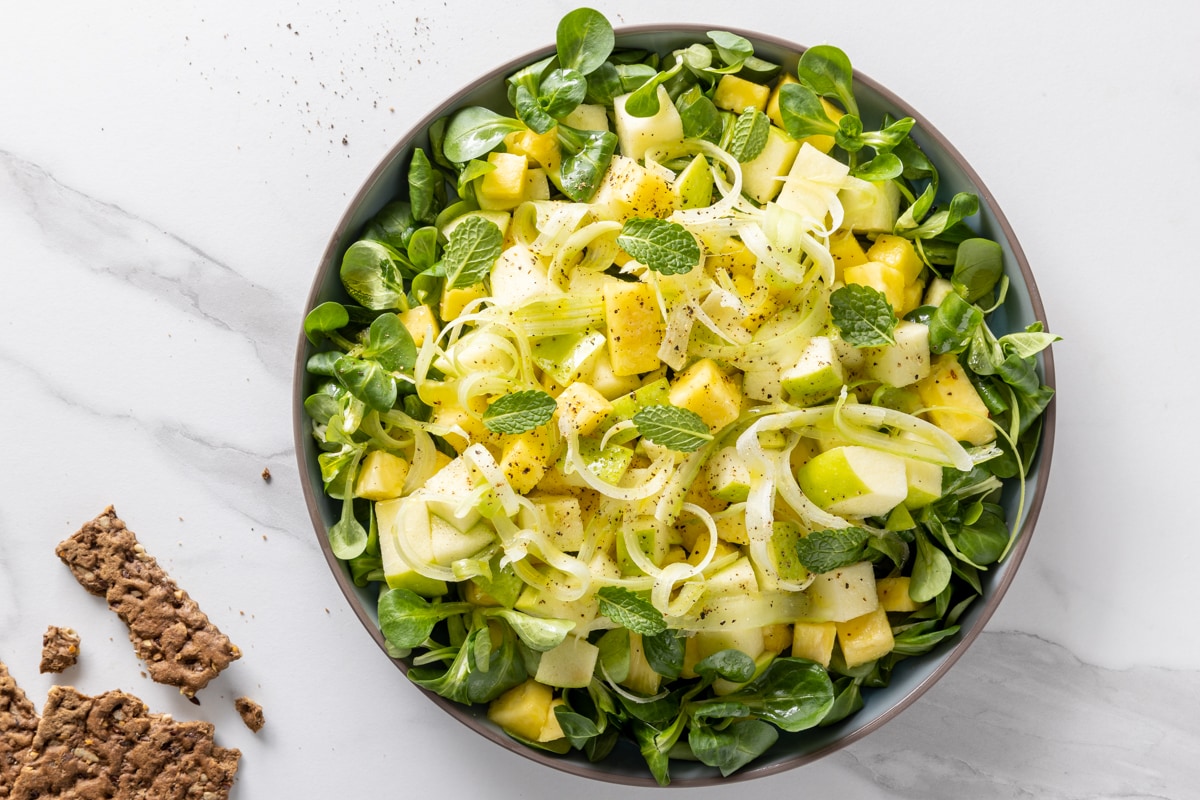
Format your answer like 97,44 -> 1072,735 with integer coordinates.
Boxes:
55,506 -> 241,697
10,685 -> 239,799
39,626 -> 81,674
0,661 -> 39,799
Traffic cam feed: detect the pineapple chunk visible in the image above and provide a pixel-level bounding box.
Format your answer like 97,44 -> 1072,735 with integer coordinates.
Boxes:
504,127 -> 561,173
762,623 -> 794,654
499,427 -> 557,494
828,230 -> 869,283
555,381 -> 614,436
839,176 -> 902,233
866,234 -> 926,284
353,450 -> 410,501
535,635 -> 600,688
591,155 -> 676,222
561,103 -> 610,132
876,576 -> 924,612
714,74 -> 771,113
603,279 -> 664,376
520,495 -> 585,553
488,679 -> 556,741
441,209 -> 511,240
478,151 -> 528,211
766,75 -> 843,153
836,606 -> 895,668
399,305 -> 437,347
440,281 -> 488,322
791,621 -> 837,667
668,358 -> 742,432
843,261 -> 908,315
613,86 -> 685,162
916,353 -> 996,446
429,404 -> 497,454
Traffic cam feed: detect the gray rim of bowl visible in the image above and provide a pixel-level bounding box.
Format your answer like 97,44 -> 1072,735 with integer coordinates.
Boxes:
292,22 -> 1057,788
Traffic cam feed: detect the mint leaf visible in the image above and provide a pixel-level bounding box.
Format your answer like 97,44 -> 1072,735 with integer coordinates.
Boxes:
443,215 -> 503,290
728,108 -> 770,162
597,586 -> 666,635
830,284 -> 896,347
617,218 -> 700,275
794,527 -> 871,573
632,404 -> 713,452
482,390 -> 557,434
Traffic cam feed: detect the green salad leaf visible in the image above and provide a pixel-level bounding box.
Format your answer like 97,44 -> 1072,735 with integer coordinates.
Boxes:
830,284 -> 896,346
617,218 -> 701,275
482,390 -> 557,434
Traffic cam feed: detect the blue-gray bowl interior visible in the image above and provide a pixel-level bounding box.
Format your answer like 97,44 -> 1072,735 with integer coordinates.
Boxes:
293,24 -> 1056,787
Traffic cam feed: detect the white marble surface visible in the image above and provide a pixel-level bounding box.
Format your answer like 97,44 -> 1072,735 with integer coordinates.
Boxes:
2,1 -> 1198,796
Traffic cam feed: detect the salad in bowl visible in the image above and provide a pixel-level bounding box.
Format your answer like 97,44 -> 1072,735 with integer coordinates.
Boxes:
296,7 -> 1056,785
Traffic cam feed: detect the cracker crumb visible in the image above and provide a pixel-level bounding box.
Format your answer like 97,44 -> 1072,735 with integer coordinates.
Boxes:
234,697 -> 265,733
39,626 -> 81,674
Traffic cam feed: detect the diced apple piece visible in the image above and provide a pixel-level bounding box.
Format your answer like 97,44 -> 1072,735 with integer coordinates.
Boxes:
520,495 -> 585,553
561,103 -> 610,132
924,277 -> 955,307
805,560 -> 879,622
535,635 -> 600,688
588,346 -> 643,399
603,279 -> 664,376
836,606 -> 895,668
692,626 -> 765,666
705,446 -> 751,502
740,125 -> 801,204
441,209 -> 511,240
674,153 -> 714,209
668,358 -> 742,432
377,497 -> 447,597
613,87 -> 685,163
863,320 -> 931,388
704,556 -> 760,597
780,335 -> 844,405
791,620 -> 837,667
839,176 -> 901,233
515,585 -> 600,628
904,457 -> 944,509
767,520 -> 810,583
489,244 -> 559,309
795,445 -> 908,517
421,455 -> 483,530
531,330 -> 606,386
916,353 -> 997,446
775,143 -> 851,222
429,514 -> 495,565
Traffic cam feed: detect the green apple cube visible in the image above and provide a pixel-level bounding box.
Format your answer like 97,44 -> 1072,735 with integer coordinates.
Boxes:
775,143 -> 851,221
613,86 -> 684,162
804,560 -> 879,622
768,521 -> 810,583
781,336 -> 845,405
429,514 -> 496,565
377,497 -> 448,597
904,457 -> 944,509
838,175 -> 901,233
923,276 -> 955,307
703,556 -> 761,598
705,446 -> 752,502
531,329 -> 607,386
561,437 -> 634,487
864,320 -> 931,388
740,125 -> 801,204
422,457 -> 482,531
515,585 -> 600,628
535,635 -> 601,688
795,445 -> 908,517
561,103 -> 609,133
691,626 -> 766,666
674,153 -> 715,209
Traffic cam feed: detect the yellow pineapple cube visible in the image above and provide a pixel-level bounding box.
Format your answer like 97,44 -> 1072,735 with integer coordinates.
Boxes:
499,427 -> 557,494
766,75 -> 843,154
866,234 -> 926,284
836,606 -> 895,668
478,151 -> 528,211
555,381 -> 614,436
353,450 -> 410,501
762,623 -> 793,654
603,279 -> 664,376
791,621 -> 837,667
430,404 -> 497,454
828,230 -> 869,283
876,576 -> 924,612
399,305 -> 437,346
916,353 -> 996,446
591,155 -> 676,222
488,679 -> 556,741
843,261 -> 907,314
714,74 -> 771,113
668,358 -> 742,432
440,282 -> 488,322
504,127 -> 561,172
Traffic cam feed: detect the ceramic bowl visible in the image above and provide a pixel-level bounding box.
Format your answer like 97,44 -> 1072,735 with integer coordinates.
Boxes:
293,23 -> 1056,787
